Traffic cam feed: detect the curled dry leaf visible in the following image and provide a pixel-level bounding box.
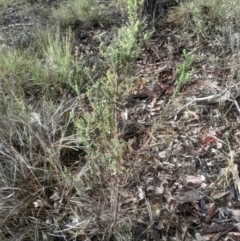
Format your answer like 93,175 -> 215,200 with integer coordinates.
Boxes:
206,203 -> 218,223
185,109 -> 200,121
202,136 -> 216,145
158,150 -> 167,158
138,186 -> 146,200
50,191 -> 60,201
147,184 -> 164,195
149,109 -> 162,117
33,199 -> 45,208
120,197 -> 137,207
185,175 -> 205,189
148,96 -> 157,108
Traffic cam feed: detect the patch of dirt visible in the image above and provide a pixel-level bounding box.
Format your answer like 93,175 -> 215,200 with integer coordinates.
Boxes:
0,1 -> 53,47
122,16 -> 240,241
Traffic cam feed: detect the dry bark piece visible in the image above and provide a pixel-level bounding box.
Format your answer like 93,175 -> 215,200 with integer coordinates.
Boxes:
147,185 -> 165,195
175,189 -> 205,204
205,203 -> 218,223
200,223 -> 236,235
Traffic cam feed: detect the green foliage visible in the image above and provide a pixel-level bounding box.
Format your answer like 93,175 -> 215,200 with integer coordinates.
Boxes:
75,70 -> 127,168
0,48 -> 41,81
127,0 -> 143,22
0,27 -> 89,109
0,0 -> 15,7
75,0 -> 149,168
0,0 -> 150,239
168,0 -> 240,41
0,47 -> 45,114
173,50 -> 194,97
38,27 -> 89,95
0,1 -> 5,7
39,28 -> 73,79
52,0 -> 107,27
100,21 -> 148,73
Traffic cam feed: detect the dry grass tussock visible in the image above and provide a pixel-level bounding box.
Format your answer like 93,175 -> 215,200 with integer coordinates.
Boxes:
167,0 -> 240,43
0,0 -> 144,240
0,93 -> 134,240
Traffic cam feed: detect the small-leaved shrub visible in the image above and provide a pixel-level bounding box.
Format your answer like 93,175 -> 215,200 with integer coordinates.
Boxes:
74,0 -> 150,169
173,49 -> 194,97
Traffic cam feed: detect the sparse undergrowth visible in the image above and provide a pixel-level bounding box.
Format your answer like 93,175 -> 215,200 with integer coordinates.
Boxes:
52,0 -> 99,26
1,0 -> 240,240
0,0 -> 149,240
